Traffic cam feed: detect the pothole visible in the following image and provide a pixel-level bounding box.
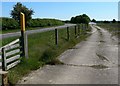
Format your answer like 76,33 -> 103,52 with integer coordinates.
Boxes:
96,53 -> 109,61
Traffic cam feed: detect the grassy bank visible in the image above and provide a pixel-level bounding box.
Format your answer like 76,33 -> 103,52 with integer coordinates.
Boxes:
97,23 -> 120,36
2,25 -> 91,85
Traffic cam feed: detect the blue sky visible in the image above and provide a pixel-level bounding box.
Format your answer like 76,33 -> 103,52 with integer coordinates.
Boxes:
2,2 -> 118,21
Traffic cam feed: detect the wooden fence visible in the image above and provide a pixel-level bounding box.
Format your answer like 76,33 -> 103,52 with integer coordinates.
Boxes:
54,24 -> 87,45
0,38 -> 21,71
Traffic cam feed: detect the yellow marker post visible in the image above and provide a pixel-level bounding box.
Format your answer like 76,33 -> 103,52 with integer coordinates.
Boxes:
20,12 -> 25,32
20,12 -> 28,58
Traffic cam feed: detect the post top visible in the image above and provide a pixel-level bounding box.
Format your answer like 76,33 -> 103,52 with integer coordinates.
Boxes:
20,12 -> 24,15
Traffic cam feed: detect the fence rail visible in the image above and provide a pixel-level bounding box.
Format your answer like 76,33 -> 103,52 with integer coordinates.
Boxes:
0,38 -> 21,71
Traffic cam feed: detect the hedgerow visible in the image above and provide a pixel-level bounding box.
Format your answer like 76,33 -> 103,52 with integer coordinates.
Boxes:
1,17 -> 64,30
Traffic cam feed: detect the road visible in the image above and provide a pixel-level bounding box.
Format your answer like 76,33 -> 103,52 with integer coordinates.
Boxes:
0,24 -> 76,39
18,25 -> 118,84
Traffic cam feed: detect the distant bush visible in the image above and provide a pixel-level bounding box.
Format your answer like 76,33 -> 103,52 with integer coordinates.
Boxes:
1,17 -> 64,30
103,20 -> 110,23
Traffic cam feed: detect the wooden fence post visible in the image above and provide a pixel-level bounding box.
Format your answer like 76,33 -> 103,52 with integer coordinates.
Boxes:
78,25 -> 80,35
75,26 -> 77,38
82,24 -> 83,30
2,48 -> 8,86
79,24 -> 81,35
82,24 -> 85,34
2,48 -> 7,71
67,27 -> 70,41
20,12 -> 28,58
55,29 -> 58,45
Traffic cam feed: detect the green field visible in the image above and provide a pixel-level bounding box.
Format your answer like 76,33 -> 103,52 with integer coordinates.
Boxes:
1,25 -> 91,85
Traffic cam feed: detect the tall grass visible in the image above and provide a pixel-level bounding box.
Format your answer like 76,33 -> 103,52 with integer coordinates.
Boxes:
97,23 -> 120,36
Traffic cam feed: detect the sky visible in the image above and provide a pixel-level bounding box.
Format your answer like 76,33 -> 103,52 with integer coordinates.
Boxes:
1,2 -> 119,21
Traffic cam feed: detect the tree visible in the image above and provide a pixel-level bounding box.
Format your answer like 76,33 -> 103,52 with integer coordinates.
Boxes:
112,19 -> 116,23
70,14 -> 91,24
11,2 -> 34,26
91,19 -> 96,22
70,17 -> 75,23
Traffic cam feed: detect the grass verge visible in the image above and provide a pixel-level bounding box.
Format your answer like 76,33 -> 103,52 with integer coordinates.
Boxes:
2,25 -> 91,85
97,23 -> 120,36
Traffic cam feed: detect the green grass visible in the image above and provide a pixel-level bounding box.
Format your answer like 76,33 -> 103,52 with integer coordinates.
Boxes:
1,25 -> 91,85
97,23 -> 120,36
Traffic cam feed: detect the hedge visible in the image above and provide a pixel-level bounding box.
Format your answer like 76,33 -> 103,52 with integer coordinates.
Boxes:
1,17 -> 64,30
27,18 -> 64,27
1,18 -> 19,30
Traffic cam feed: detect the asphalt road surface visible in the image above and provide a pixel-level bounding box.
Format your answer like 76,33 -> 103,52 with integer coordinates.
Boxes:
0,24 -> 76,39
17,25 -> 118,84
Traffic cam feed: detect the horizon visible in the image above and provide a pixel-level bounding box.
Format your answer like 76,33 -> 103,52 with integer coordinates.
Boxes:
1,2 -> 119,21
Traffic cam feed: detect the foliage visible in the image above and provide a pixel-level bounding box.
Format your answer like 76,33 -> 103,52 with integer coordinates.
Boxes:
39,48 -> 57,63
112,19 -> 116,23
103,20 -> 110,23
64,20 -> 70,23
11,2 -> 34,25
1,17 -> 64,30
91,19 -> 96,22
2,17 -> 19,30
27,18 -> 64,27
70,14 -> 91,24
